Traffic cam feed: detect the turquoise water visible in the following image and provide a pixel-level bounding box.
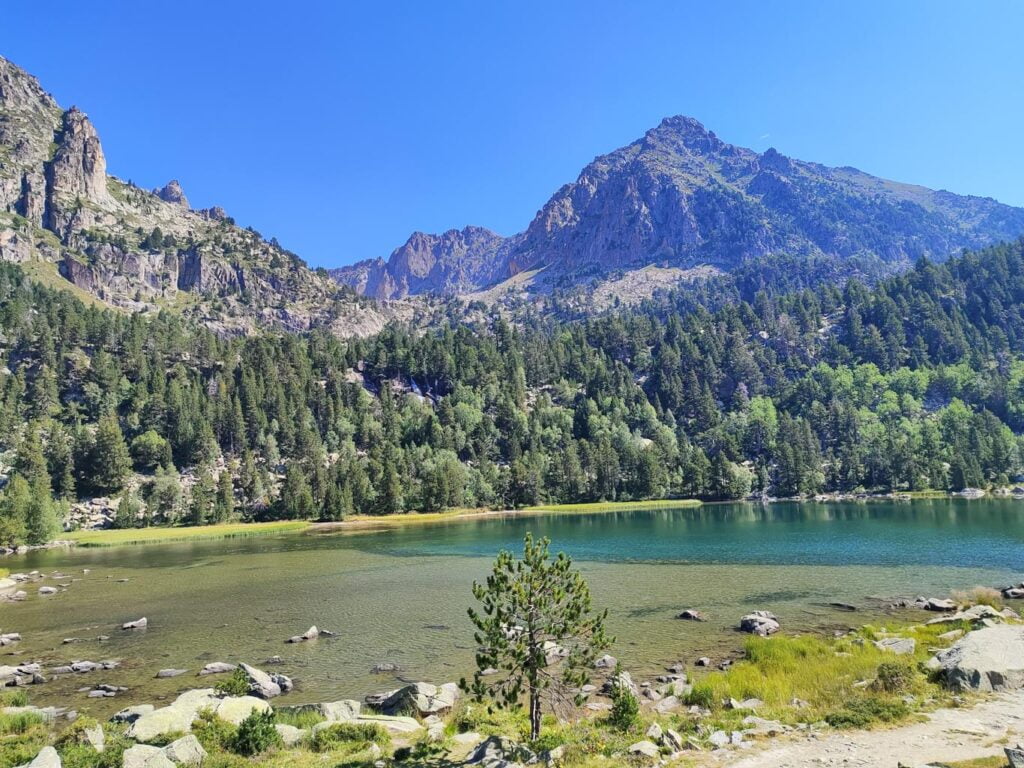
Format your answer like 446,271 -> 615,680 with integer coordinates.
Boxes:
2,499 -> 1022,714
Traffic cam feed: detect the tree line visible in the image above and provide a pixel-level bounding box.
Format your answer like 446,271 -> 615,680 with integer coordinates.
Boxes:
2,239 -> 1024,543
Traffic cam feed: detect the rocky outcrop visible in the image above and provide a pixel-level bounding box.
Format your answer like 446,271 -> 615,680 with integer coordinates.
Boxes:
0,55 -> 397,337
929,625 -> 1024,691
154,180 -> 189,208
331,226 -> 513,300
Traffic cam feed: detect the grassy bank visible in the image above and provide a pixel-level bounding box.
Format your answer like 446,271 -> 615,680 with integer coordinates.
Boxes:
65,521 -> 310,547
525,499 -> 702,513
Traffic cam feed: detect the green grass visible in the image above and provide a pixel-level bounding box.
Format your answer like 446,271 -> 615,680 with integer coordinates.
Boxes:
525,499 -> 702,513
66,521 -> 309,547
683,623 -> 961,728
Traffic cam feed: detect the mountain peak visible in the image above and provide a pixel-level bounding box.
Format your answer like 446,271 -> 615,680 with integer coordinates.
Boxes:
643,114 -> 724,155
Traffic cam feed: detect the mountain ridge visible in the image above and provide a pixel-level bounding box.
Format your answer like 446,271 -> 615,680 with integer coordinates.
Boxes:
333,115 -> 1024,300
0,55 -> 400,336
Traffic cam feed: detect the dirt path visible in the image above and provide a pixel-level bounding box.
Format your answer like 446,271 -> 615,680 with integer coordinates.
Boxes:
721,690 -> 1024,768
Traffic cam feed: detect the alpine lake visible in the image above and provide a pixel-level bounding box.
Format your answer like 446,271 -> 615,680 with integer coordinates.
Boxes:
3,499 -> 1023,716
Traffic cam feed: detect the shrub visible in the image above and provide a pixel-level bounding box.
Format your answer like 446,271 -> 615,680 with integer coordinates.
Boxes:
951,586 -> 1003,610
215,669 -> 250,697
873,660 -> 916,694
825,697 -> 910,728
684,681 -> 716,710
310,722 -> 390,753
231,710 -> 281,756
191,710 -> 237,753
608,680 -> 640,731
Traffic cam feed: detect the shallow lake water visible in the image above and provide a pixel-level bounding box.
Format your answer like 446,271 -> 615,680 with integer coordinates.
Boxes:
2,499 -> 1022,715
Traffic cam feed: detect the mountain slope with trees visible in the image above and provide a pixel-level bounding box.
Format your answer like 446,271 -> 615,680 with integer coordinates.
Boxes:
3,237 -> 1024,543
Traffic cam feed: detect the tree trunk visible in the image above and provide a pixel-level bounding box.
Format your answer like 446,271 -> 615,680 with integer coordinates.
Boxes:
530,686 -> 541,741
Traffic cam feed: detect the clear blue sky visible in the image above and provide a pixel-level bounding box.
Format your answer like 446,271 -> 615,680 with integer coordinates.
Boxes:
5,1 -> 1022,268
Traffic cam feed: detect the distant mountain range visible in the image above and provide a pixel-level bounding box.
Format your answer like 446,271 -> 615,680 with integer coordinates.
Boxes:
3,53 -> 1024,326
332,115 -> 1024,301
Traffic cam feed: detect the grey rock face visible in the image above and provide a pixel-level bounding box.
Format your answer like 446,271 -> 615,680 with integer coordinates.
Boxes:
336,115 -> 1024,301
931,625 -> 1024,691
739,611 -> 780,636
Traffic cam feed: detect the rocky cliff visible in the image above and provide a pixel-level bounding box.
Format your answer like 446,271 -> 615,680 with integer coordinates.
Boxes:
0,56 -> 395,336
335,116 -> 1024,300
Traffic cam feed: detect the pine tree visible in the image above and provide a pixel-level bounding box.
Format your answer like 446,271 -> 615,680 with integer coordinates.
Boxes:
88,413 -> 132,494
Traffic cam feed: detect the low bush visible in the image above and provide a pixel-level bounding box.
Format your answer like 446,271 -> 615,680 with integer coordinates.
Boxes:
952,586 -> 1003,609
825,696 -> 910,728
215,669 -> 251,697
873,660 -> 916,693
192,710 -> 238,753
231,710 -> 281,756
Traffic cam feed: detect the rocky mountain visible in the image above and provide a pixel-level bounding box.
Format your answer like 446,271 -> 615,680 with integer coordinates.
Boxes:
331,226 -> 515,300
335,116 -> 1024,301
0,55 -> 397,336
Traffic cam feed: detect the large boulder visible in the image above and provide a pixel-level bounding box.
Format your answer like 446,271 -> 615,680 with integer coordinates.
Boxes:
122,745 -> 175,768
368,681 -> 460,716
212,696 -> 271,725
929,625 -> 1024,691
162,735 -> 207,766
127,707 -> 197,743
316,700 -> 361,721
739,611 -> 780,636
874,637 -> 916,655
238,663 -> 291,699
18,746 -> 61,768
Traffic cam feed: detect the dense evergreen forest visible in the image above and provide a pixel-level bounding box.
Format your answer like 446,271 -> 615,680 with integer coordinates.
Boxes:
3,239 -> 1024,544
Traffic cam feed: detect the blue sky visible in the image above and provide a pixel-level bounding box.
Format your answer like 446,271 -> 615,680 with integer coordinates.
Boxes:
5,1 -> 1022,268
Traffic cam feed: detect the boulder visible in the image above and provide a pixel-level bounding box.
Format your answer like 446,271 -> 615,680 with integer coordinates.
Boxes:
368,681 -> 460,716
676,609 -> 706,621
162,735 -> 206,767
653,695 -> 680,713
600,670 -> 637,696
274,724 -> 305,747
645,723 -> 662,741
20,747 -> 61,768
708,730 -> 730,748
127,707 -> 197,743
83,724 -> 105,752
1006,744 -> 1024,768
370,662 -> 399,673
38,587 -> 58,596
593,654 -> 617,670
931,625 -> 1024,691
628,740 -> 660,758
316,700 -> 361,721
110,705 -> 155,723
918,597 -> 956,612
1003,587 -> 1024,600
212,696 -> 271,725
739,611 -> 780,636
122,745 -> 174,768
351,714 -> 422,735
874,637 -> 916,655
926,604 -> 1012,625
198,662 -> 236,676
238,663 -> 289,699
695,657 -> 711,667
121,618 -> 148,630
156,669 -> 187,679
662,729 -> 685,751
286,626 -> 320,643
467,735 -> 534,766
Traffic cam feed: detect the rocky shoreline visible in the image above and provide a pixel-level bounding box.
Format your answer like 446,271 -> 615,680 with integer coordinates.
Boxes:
3,569 -> 1024,768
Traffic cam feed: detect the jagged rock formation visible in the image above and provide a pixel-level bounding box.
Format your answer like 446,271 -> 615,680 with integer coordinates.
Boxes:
0,55 -> 395,336
335,116 -> 1024,299
154,180 -> 188,208
332,226 -> 515,300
